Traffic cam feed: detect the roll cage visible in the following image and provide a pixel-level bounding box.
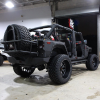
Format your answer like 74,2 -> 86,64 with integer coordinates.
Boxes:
29,24 -> 85,57
29,24 -> 84,41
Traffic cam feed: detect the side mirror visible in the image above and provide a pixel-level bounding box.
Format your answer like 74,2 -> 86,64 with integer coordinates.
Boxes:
84,40 -> 87,44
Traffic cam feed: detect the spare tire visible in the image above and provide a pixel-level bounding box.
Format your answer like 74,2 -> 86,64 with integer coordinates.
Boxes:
4,24 -> 31,57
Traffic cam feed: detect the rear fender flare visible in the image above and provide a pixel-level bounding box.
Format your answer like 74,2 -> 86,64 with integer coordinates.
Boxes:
51,45 -> 68,56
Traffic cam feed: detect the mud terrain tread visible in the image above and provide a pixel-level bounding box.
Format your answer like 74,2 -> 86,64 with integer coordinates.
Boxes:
49,54 -> 72,84
13,65 -> 35,77
86,54 -> 99,71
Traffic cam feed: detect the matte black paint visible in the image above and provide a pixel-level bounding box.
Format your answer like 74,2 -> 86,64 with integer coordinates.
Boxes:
2,24 -> 92,66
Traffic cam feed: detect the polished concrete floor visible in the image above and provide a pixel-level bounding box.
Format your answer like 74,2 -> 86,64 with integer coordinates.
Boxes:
0,62 -> 100,100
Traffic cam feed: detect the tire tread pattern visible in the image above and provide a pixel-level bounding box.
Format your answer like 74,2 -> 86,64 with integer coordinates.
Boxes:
86,54 -> 99,71
49,54 -> 72,84
13,65 -> 35,77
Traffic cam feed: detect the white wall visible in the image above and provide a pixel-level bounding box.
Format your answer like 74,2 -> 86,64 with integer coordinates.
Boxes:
0,4 -> 51,39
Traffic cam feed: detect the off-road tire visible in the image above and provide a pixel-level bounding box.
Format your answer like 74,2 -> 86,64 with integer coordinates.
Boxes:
86,54 -> 99,71
49,54 -> 72,84
13,65 -> 35,77
4,24 -> 31,51
0,56 -> 3,66
13,24 -> 31,51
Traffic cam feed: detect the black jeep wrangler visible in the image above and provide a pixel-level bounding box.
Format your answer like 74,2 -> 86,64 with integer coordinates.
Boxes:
2,24 -> 99,84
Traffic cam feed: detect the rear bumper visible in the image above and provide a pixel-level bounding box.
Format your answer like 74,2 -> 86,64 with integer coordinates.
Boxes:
8,57 -> 50,66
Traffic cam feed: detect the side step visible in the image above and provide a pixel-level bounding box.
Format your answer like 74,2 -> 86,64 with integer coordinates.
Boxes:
71,60 -> 87,65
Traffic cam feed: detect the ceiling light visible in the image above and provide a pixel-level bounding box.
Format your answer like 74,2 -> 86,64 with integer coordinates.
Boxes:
5,1 -> 14,8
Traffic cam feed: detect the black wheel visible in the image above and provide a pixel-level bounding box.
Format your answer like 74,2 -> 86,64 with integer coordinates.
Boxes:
49,54 -> 72,84
86,54 -> 99,71
0,56 -> 3,66
13,65 -> 35,77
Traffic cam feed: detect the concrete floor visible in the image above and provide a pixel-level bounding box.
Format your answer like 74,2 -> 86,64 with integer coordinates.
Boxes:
0,62 -> 100,100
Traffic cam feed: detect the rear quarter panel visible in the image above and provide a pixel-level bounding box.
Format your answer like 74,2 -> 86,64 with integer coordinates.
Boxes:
43,40 -> 68,57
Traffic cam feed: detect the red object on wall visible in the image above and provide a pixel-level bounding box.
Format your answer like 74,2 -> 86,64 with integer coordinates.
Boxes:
68,19 -> 74,29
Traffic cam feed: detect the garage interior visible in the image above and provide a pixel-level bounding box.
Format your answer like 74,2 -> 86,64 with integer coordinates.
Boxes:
0,0 -> 100,100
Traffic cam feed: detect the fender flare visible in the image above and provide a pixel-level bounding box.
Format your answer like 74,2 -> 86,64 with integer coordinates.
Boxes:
51,44 -> 68,55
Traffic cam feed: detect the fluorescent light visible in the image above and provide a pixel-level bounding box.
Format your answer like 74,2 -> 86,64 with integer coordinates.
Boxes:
5,1 -> 14,8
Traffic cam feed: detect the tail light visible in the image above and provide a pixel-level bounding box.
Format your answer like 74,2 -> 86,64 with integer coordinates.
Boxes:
47,42 -> 51,44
